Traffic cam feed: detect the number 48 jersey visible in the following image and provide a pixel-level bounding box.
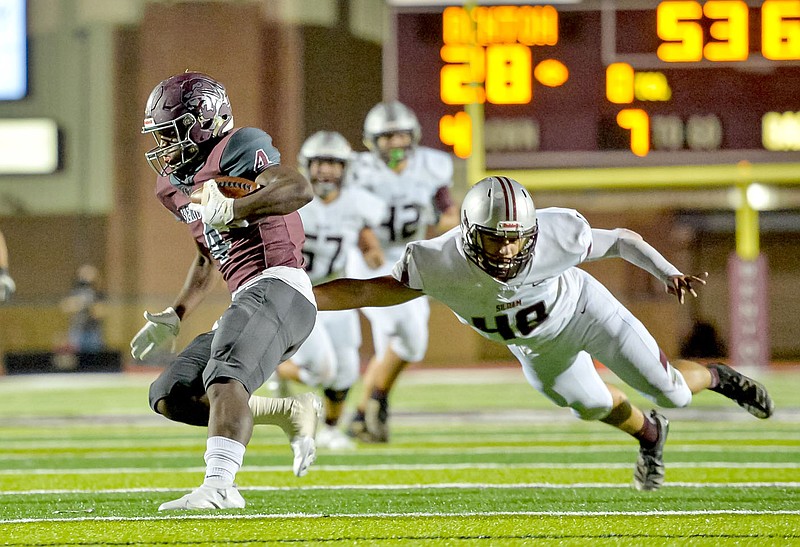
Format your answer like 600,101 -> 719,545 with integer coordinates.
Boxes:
298,186 -> 387,284
393,208 -> 593,343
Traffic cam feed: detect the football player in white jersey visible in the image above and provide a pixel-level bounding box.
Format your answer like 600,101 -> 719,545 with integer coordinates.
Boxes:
313,176 -> 774,491
274,131 -> 387,449
345,100 -> 460,442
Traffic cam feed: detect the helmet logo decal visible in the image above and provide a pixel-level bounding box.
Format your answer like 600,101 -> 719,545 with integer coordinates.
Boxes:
183,78 -> 227,124
497,220 -> 523,231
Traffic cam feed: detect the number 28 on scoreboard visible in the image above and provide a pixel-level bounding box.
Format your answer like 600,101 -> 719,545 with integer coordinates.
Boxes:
436,1 -> 800,159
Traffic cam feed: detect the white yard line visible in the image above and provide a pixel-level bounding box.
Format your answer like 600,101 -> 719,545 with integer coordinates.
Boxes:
0,443 -> 797,460
2,481 -> 799,496
0,461 -> 799,476
2,507 -> 799,525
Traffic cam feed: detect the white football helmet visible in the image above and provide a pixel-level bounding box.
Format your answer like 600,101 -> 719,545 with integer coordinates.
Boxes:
362,101 -> 421,167
461,176 -> 538,281
297,131 -> 352,199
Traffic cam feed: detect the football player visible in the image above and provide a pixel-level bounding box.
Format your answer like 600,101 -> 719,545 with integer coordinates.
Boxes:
273,131 -> 387,449
314,176 -> 775,491
0,229 -> 15,303
345,101 -> 459,442
131,72 -> 321,510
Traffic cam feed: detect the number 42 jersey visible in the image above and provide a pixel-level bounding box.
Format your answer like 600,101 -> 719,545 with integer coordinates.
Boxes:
393,208 -> 594,343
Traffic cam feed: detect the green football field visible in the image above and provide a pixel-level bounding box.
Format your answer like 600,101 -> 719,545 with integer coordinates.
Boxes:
0,365 -> 797,546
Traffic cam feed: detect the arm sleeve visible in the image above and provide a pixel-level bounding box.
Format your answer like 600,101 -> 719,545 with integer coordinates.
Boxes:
391,245 -> 425,290
220,127 -> 281,179
587,228 -> 682,282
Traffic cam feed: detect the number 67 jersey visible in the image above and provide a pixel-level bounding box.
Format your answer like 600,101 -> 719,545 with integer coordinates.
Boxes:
393,208 -> 593,343
298,186 -> 387,285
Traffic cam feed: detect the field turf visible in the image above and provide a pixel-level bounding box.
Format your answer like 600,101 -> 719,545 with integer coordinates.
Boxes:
0,366 -> 797,545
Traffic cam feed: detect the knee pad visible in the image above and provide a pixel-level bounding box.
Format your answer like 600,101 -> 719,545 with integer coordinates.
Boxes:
570,404 -> 613,421
599,400 -> 633,426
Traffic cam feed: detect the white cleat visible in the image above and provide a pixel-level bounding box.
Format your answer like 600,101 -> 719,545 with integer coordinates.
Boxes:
316,424 -> 356,450
285,392 -> 323,477
158,484 -> 245,511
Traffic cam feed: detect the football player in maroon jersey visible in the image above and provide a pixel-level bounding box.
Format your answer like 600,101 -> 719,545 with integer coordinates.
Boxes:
132,72 -> 321,510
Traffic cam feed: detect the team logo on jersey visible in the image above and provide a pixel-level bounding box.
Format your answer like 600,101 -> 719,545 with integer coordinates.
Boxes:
254,149 -> 272,171
496,299 -> 522,312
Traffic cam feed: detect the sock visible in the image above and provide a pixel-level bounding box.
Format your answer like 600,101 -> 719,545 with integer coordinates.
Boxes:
203,436 -> 246,488
325,417 -> 338,427
353,409 -> 366,422
371,388 -> 388,401
707,365 -> 720,389
633,414 -> 659,449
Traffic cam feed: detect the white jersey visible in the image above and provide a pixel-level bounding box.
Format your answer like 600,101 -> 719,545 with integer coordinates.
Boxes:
346,146 -> 453,277
291,186 -> 385,390
393,207 -> 694,417
298,186 -> 386,284
393,208 -> 593,343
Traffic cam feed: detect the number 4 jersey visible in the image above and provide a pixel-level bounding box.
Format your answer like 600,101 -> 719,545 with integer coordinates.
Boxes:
393,208 -> 593,343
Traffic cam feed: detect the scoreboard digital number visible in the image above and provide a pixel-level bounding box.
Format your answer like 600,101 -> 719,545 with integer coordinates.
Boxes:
392,1 -> 800,170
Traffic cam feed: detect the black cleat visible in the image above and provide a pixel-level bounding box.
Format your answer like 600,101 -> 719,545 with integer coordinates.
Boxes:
364,397 -> 390,443
708,363 -> 774,419
346,413 -> 383,443
633,411 -> 669,492
346,414 -> 368,439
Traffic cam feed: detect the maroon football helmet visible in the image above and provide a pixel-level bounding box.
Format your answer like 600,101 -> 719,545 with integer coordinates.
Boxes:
142,72 -> 234,176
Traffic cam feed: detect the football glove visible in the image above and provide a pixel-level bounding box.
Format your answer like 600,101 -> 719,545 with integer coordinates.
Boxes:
130,307 -> 180,361
0,268 -> 15,302
189,179 -> 247,232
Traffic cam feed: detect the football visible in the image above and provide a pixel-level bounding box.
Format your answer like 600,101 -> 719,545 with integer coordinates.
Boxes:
189,176 -> 261,203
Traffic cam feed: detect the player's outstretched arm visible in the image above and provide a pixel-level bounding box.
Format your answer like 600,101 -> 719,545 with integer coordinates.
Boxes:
236,164 -> 313,219
314,275 -> 422,311
588,228 -> 707,304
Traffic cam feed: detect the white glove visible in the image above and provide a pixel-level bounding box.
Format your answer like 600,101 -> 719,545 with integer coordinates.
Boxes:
130,307 -> 180,361
189,180 -> 246,232
0,269 -> 15,302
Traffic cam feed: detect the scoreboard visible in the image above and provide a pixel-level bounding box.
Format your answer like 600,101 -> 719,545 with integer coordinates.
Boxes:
390,1 -> 800,173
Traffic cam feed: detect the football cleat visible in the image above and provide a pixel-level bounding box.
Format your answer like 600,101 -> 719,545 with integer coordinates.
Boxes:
708,363 -> 774,419
633,410 -> 669,492
158,484 -> 245,511
364,397 -> 390,443
316,424 -> 356,450
346,414 -> 369,441
283,392 -> 323,477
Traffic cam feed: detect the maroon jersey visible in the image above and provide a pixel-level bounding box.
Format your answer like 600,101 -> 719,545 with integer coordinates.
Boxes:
155,127 -> 306,293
